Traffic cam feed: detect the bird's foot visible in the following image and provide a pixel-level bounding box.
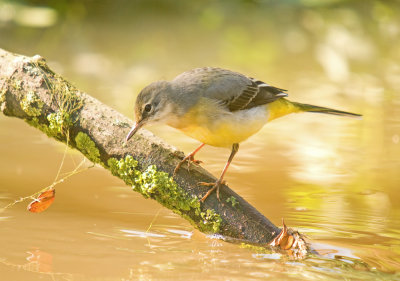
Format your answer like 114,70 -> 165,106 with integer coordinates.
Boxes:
173,155 -> 203,177
198,180 -> 225,202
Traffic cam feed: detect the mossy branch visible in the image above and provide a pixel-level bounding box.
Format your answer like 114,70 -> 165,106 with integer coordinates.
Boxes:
0,48 -> 309,256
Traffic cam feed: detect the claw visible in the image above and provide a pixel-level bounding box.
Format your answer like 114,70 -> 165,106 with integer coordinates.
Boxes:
199,180 -> 225,202
173,143 -> 205,177
173,154 -> 203,177
197,182 -> 214,187
192,159 -> 203,165
173,160 -> 184,177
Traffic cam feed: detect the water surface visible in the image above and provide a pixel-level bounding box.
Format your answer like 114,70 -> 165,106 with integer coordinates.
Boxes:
1,1 -> 399,280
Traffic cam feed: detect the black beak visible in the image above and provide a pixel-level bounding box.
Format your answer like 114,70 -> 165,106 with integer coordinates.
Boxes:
126,120 -> 144,142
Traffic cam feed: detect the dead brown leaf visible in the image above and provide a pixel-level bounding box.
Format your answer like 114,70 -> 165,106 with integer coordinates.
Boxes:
27,189 -> 55,213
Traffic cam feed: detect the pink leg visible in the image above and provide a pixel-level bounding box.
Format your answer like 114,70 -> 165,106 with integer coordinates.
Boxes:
173,143 -> 205,176
199,143 -> 239,202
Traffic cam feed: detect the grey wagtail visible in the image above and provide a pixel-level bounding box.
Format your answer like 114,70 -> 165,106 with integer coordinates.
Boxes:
126,67 -> 361,202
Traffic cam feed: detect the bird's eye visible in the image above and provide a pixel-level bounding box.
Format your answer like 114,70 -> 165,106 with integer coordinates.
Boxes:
144,104 -> 152,112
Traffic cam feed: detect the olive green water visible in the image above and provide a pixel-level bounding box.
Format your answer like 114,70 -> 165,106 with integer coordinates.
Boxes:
1,1 -> 399,280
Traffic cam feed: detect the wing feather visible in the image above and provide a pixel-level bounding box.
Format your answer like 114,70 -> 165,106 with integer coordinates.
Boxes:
227,78 -> 288,112
172,67 -> 288,113
227,80 -> 260,111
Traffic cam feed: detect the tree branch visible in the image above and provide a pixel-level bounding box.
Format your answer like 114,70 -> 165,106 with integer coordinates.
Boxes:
0,48 -> 309,257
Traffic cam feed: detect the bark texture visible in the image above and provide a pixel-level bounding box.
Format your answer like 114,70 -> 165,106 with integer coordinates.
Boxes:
0,48 -> 308,256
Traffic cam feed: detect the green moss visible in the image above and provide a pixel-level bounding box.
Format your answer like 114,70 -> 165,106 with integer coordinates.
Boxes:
25,117 -> 50,135
240,243 -> 272,253
46,80 -> 82,136
32,55 -> 55,76
75,132 -> 101,164
107,155 -> 139,186
16,59 -> 83,139
47,112 -> 73,135
12,80 -> 22,90
25,116 -> 68,139
107,155 -> 222,233
226,196 -> 239,208
20,91 -> 44,117
200,209 -> 222,233
28,60 -> 83,138
51,82 -> 82,114
24,112 -> 74,140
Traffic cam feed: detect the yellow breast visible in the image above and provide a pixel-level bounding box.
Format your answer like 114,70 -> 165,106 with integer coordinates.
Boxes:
166,97 -> 300,147
168,98 -> 270,147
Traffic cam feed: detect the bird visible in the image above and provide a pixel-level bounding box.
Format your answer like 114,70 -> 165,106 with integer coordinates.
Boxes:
125,67 -> 361,202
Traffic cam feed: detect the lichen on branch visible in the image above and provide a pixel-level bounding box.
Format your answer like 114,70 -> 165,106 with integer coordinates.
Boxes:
75,132 -> 101,164
107,155 -> 222,233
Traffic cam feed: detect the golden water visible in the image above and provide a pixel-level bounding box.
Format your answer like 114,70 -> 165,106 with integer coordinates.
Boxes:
1,1 -> 399,280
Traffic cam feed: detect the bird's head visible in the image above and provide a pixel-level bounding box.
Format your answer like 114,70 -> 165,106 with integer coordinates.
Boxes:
126,81 -> 172,141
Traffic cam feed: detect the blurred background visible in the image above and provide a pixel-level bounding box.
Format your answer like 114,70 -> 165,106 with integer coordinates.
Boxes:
0,0 -> 399,280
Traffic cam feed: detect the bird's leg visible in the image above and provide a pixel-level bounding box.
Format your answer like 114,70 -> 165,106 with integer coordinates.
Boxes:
173,143 -> 205,177
199,143 -> 239,202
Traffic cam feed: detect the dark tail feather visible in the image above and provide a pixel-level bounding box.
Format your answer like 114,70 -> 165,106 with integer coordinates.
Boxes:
292,102 -> 362,118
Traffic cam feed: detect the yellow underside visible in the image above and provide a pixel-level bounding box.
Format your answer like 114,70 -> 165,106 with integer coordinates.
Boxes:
267,98 -> 302,121
168,98 -> 301,148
